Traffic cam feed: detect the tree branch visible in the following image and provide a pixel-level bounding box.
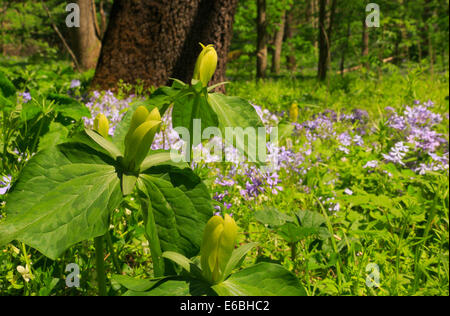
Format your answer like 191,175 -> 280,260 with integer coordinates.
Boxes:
41,1 -> 81,72
91,0 -> 102,41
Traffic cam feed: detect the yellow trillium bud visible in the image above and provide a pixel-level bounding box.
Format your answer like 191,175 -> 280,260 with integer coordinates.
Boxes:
193,43 -> 218,87
125,106 -> 149,148
200,214 -> 238,284
93,113 -> 109,138
123,107 -> 162,171
290,103 -> 299,122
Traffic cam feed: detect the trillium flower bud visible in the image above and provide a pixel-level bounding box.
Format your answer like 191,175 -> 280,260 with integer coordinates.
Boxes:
290,103 -> 299,122
193,43 -> 218,87
200,214 -> 238,284
93,113 -> 109,138
125,106 -> 149,148
123,107 -> 162,171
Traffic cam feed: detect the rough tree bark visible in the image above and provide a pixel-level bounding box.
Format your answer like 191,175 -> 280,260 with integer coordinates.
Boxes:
271,11 -> 286,75
91,0 -> 238,91
69,0 -> 102,70
256,0 -> 268,79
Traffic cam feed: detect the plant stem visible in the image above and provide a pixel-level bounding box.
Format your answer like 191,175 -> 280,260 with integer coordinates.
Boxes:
138,191 -> 164,277
314,195 -> 344,291
94,235 -> 107,296
105,231 -> 121,274
290,242 -> 297,263
413,194 -> 438,292
144,205 -> 164,277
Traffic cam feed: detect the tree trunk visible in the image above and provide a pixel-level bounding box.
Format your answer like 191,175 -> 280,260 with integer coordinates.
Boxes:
317,0 -> 327,81
256,0 -> 268,78
69,0 -> 102,70
362,18 -> 369,57
318,0 -> 337,81
311,0 -> 318,49
271,11 -> 286,75
340,19 -> 351,76
91,0 -> 238,91
284,9 -> 296,71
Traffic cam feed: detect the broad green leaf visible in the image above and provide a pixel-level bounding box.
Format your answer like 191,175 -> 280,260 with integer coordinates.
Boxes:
162,251 -> 204,279
254,207 -> 294,227
123,278 -> 212,296
208,93 -> 264,162
172,92 -> 219,146
47,93 -> 90,120
140,150 -> 187,172
221,242 -> 258,282
0,71 -> 16,109
212,263 -> 306,296
295,210 -> 327,228
38,122 -> 69,151
0,142 -> 122,259
85,129 -> 122,159
112,274 -> 167,292
137,165 -> 213,258
122,174 -> 138,196
277,223 -> 318,243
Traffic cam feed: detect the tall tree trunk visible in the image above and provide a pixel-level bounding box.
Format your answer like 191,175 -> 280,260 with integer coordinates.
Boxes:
92,0 -> 238,91
362,17 -> 369,57
256,0 -> 268,78
340,19 -> 351,76
284,9 -> 296,71
318,0 -> 337,81
311,0 -> 318,49
271,11 -> 286,75
70,0 -> 102,70
317,0 -> 327,81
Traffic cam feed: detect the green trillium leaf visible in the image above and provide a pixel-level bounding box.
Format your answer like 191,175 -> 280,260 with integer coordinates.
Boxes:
208,93 -> 264,163
212,262 -> 307,296
0,142 -> 122,259
137,165 -> 213,258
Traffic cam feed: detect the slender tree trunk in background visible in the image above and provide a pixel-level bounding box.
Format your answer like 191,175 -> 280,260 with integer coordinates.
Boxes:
0,1 -> 10,54
69,0 -> 102,70
318,0 -> 337,81
92,0 -> 238,91
340,19 -> 351,76
256,0 -> 268,78
317,0 -> 327,80
285,9 -> 296,71
362,17 -> 369,66
271,11 -> 286,75
311,0 -> 318,49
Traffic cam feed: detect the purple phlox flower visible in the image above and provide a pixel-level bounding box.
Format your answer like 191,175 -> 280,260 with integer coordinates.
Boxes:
338,132 -> 352,147
344,188 -> 353,195
70,79 -> 81,89
19,92 -> 31,103
0,175 -> 12,195
363,160 -> 379,169
382,142 -> 409,166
